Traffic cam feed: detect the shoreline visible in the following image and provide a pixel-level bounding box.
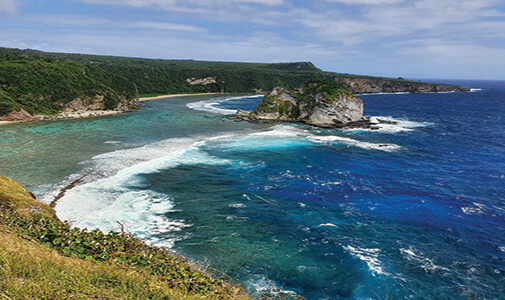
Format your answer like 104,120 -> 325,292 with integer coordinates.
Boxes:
139,92 -> 225,102
0,110 -> 124,126
0,93 -> 226,126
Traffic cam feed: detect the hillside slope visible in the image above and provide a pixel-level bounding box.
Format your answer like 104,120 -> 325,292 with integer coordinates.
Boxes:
0,176 -> 248,299
0,53 -> 139,119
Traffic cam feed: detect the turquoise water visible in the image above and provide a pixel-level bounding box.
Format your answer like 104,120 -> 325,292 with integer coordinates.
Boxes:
1,85 -> 504,299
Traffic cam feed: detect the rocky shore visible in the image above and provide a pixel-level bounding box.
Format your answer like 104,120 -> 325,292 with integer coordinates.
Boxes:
0,109 -> 130,125
336,76 -> 470,94
230,78 -> 468,129
230,79 -> 370,128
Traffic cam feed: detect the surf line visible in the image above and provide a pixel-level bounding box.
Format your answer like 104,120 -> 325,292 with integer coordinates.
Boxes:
50,174 -> 88,208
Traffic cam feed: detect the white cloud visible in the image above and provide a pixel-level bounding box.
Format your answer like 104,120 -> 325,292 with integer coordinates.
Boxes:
288,0 -> 505,46
397,39 -> 505,64
188,0 -> 284,5
0,0 -> 15,14
82,0 -> 283,10
326,0 -> 403,5
131,21 -> 207,32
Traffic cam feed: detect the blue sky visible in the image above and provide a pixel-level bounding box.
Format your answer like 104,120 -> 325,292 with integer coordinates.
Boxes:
1,0 -> 505,80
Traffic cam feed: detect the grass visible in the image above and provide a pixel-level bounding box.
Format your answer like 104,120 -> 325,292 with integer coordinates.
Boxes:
0,228 -> 209,299
0,176 -> 249,300
0,176 -> 55,218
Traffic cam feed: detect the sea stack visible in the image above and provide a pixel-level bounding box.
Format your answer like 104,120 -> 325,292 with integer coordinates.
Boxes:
232,79 -> 368,128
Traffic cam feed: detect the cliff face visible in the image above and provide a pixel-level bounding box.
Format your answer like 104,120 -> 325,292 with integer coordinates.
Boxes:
60,94 -> 139,113
336,77 -> 470,94
233,79 -> 368,128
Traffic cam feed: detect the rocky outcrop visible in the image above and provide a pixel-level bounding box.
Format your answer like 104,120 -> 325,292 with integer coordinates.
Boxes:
186,77 -> 217,85
61,95 -> 139,113
231,79 -> 368,128
336,77 -> 470,94
0,95 -> 139,123
0,109 -> 36,122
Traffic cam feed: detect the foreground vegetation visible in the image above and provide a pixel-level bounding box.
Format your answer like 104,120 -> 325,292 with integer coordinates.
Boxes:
0,176 -> 248,299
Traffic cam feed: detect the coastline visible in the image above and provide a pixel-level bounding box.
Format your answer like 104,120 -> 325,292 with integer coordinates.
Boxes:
0,93 -> 226,126
0,110 -> 124,126
139,92 -> 225,102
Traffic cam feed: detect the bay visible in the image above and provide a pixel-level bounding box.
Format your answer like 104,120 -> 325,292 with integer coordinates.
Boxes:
0,81 -> 504,299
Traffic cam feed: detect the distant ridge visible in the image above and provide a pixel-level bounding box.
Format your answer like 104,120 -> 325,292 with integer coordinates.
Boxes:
0,47 -> 469,119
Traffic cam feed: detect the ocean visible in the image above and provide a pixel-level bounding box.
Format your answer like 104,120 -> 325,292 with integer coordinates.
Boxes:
0,79 -> 504,299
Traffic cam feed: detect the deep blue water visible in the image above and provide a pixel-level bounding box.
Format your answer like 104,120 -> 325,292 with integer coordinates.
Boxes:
1,81 -> 504,299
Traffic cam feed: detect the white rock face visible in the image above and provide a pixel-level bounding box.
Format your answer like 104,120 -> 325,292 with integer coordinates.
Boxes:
232,81 -> 368,128
307,94 -> 364,127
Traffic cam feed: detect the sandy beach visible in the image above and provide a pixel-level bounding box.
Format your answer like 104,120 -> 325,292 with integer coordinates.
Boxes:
43,110 -> 124,119
0,110 -> 124,126
139,92 -> 223,102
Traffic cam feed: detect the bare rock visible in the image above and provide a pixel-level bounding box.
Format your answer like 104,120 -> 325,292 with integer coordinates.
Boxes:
0,109 -> 36,122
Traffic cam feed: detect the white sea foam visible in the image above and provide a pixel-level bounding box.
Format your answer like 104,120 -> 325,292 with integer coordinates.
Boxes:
225,124 -> 401,152
461,202 -> 486,215
400,247 -> 449,273
249,124 -> 308,137
308,135 -> 401,151
359,92 -> 410,96
50,137 -> 233,248
317,223 -> 338,228
186,95 -> 262,115
244,274 -> 298,299
225,125 -> 311,151
347,116 -> 432,133
343,245 -> 387,275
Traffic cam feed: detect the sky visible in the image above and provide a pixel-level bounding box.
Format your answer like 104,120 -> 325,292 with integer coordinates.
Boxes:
1,0 -> 505,80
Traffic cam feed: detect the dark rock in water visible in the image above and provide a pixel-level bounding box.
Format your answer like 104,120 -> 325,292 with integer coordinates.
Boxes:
230,79 -> 368,128
375,118 -> 398,125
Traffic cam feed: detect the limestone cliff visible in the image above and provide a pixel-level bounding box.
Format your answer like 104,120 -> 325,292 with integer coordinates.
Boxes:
232,79 -> 368,128
336,77 -> 470,94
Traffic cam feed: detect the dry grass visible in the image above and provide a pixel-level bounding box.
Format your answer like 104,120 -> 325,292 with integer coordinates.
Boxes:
0,176 -> 55,218
0,227 -> 245,299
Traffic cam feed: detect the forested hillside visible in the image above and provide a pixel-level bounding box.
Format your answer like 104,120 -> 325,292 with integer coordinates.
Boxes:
0,52 -> 138,117
0,47 -> 468,119
0,48 -> 331,96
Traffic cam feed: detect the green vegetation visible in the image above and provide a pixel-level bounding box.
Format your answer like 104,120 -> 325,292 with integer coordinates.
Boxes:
295,79 -> 353,106
303,79 -> 352,97
0,53 -> 138,117
0,176 -> 248,299
0,47 -> 465,118
255,94 -> 300,119
0,47 -> 330,102
254,79 -> 353,120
